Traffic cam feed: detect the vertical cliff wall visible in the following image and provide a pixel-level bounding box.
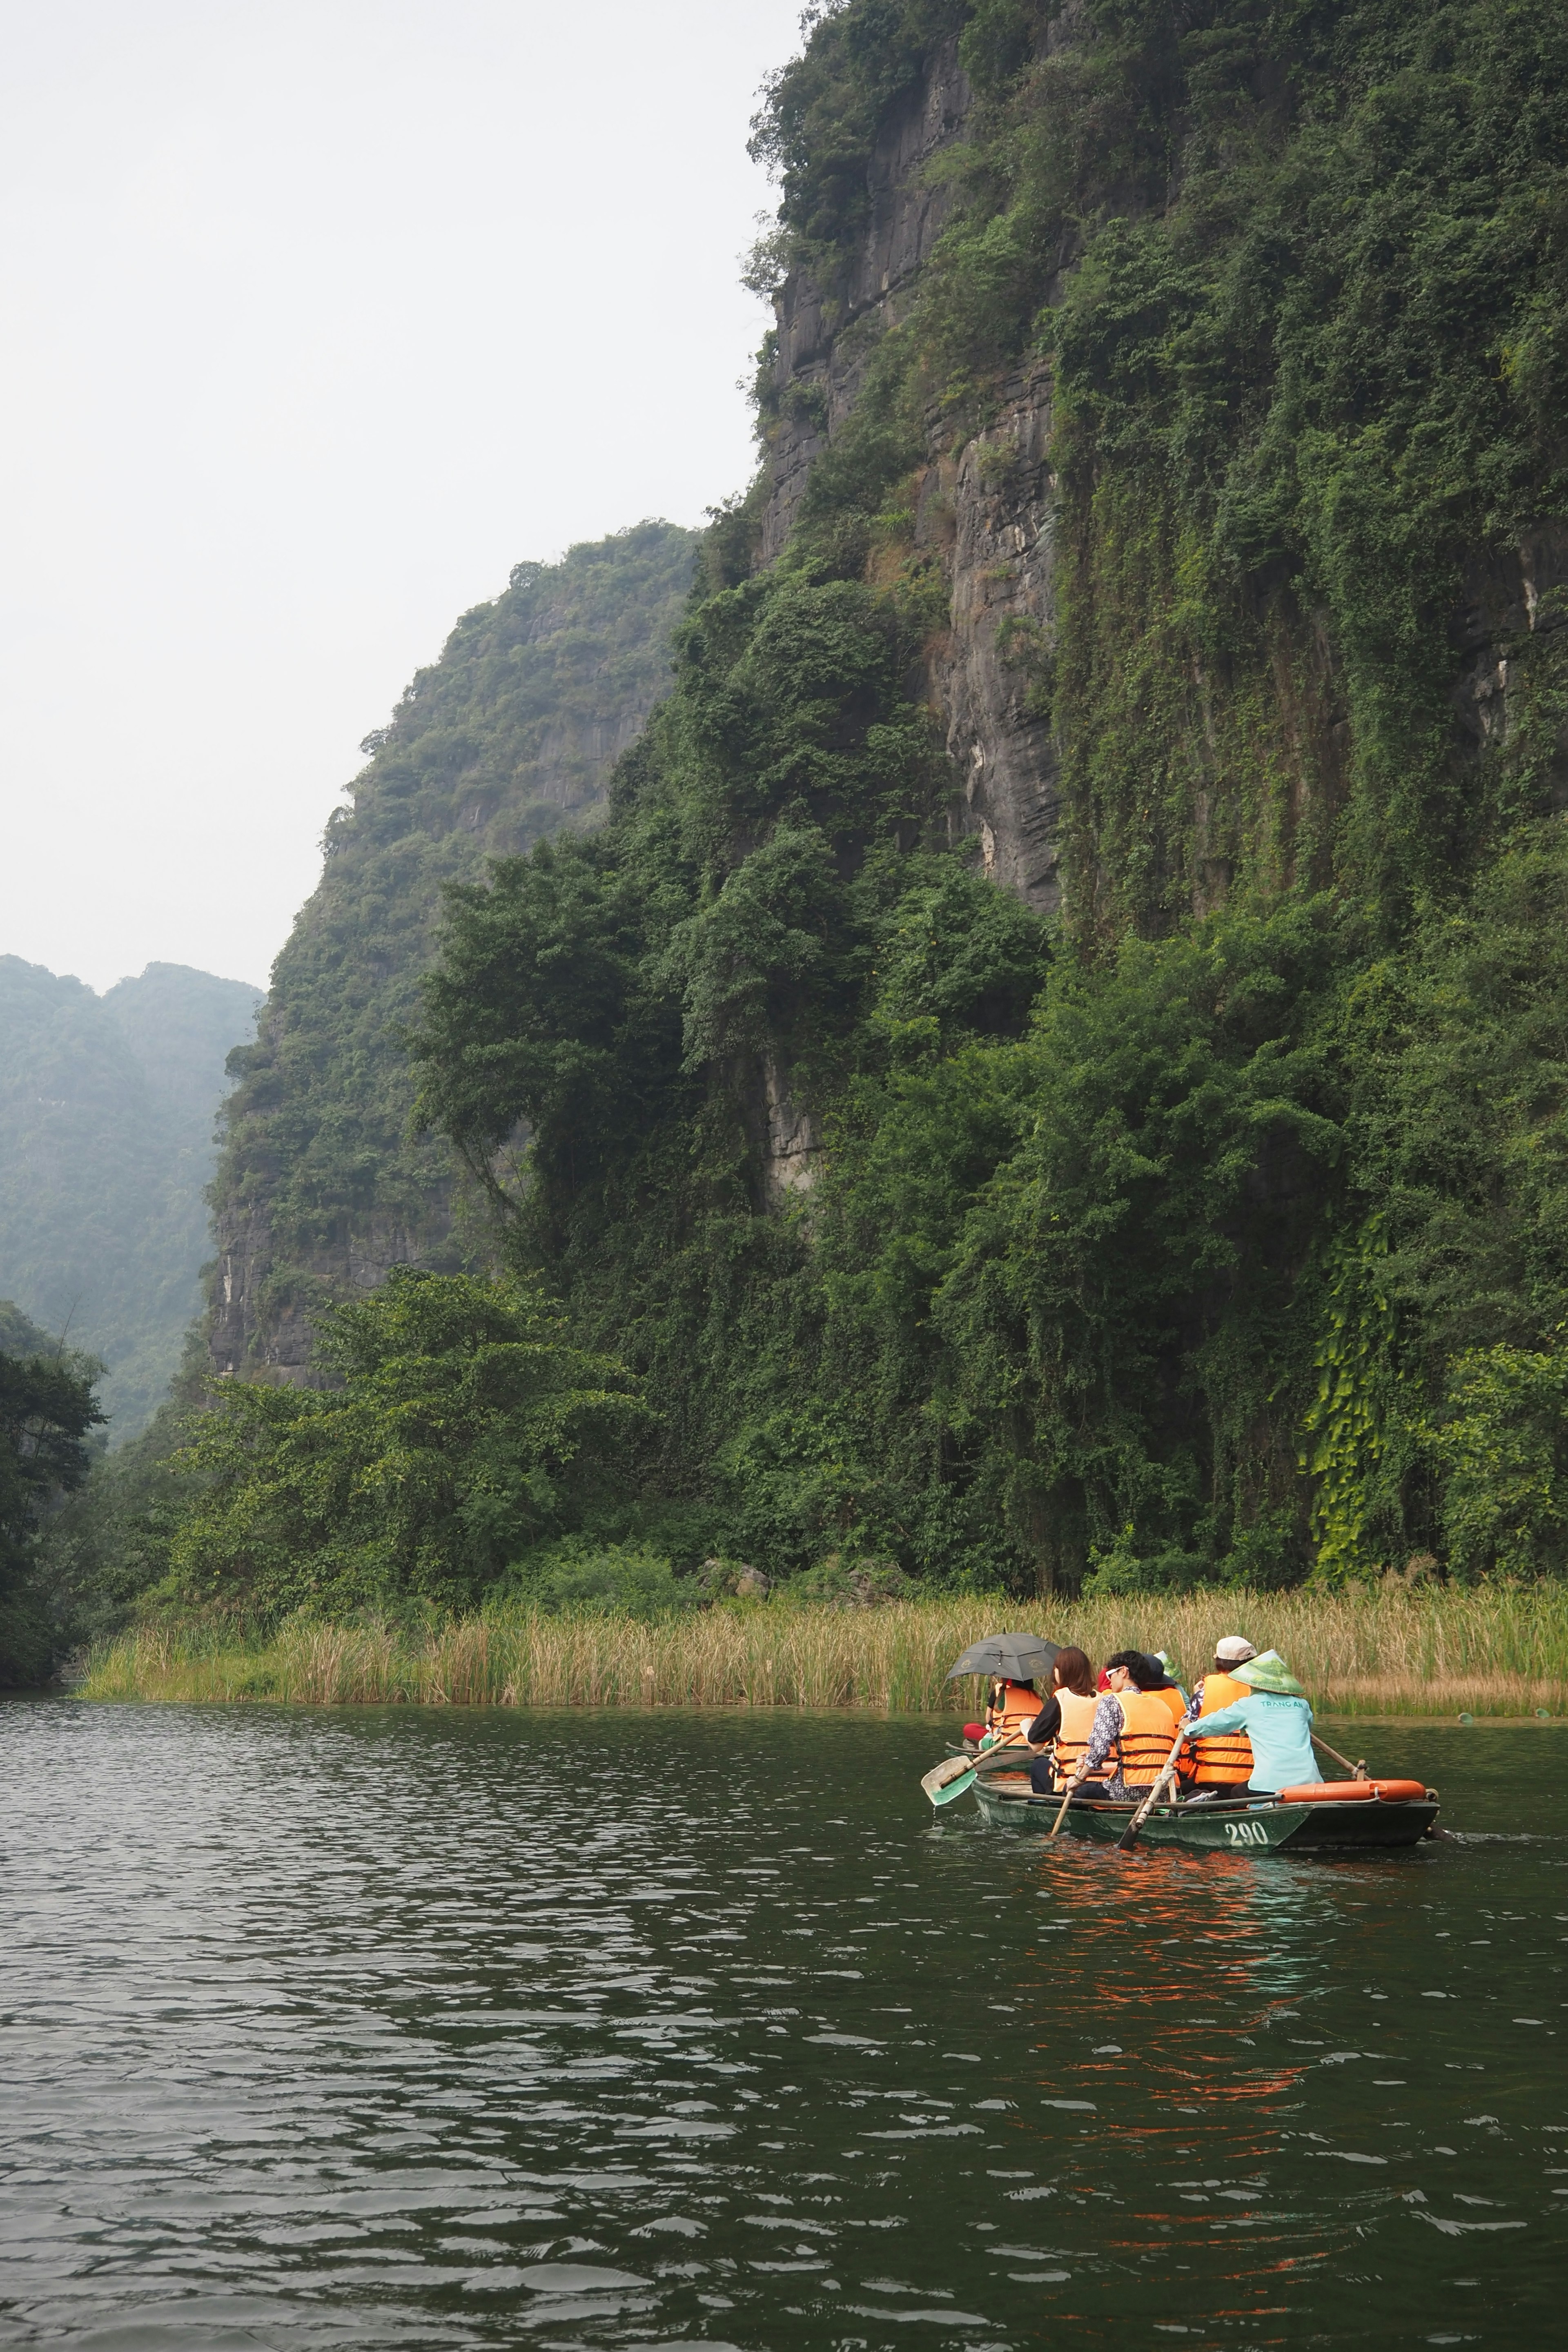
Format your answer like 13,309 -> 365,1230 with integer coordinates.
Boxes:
753,24 -> 1070,916
207,522 -> 697,1382
750,0 -> 1568,942
189,0 -> 1568,1597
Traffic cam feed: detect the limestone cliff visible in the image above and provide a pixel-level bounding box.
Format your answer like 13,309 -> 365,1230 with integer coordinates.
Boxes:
207,522 -> 697,1381
755,33 -> 1070,915
752,15 -> 1568,938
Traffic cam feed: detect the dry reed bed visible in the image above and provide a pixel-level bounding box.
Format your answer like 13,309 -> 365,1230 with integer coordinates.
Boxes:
80,1589 -> 1568,1715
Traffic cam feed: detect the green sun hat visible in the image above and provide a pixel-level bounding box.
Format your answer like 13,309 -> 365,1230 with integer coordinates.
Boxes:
1233,1648 -> 1306,1697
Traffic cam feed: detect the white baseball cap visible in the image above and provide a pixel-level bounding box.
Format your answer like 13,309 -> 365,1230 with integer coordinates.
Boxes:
1215,1635 -> 1257,1664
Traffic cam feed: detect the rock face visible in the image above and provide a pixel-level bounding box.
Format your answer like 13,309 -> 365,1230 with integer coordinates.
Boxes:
208,1204 -> 433,1384
757,38 -> 1066,915
1452,525 -> 1568,788
759,37 -> 972,566
918,364 -> 1063,913
754,32 -> 1568,932
207,522 -> 697,1385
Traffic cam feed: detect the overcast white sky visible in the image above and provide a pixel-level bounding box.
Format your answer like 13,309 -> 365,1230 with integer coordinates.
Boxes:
0,0 -> 804,994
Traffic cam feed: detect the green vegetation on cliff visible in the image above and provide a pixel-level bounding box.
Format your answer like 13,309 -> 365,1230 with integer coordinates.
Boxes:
64,0 -> 1568,1646
209,522 -> 698,1377
172,1269 -> 643,1618
403,0 -> 1568,1598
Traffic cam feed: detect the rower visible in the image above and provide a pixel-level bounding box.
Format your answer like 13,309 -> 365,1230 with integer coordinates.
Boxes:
1183,1634 -> 1257,1794
1181,1650 -> 1316,1797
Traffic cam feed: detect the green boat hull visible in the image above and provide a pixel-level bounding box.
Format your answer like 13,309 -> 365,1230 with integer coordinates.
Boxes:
969,1773 -> 1438,1851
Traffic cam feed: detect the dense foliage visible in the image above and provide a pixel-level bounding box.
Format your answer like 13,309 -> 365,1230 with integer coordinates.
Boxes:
0,959 -> 260,1437
61,0 -> 1568,1635
0,1298 -> 102,1681
164,1270 -> 644,1619
209,521 -> 698,1372
402,0 -> 1568,1597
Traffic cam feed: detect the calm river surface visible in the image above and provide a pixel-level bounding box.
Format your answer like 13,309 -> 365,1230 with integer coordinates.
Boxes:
2,1704 -> 1565,2350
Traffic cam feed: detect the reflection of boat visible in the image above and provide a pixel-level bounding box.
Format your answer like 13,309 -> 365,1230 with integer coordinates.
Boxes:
970,1772 -> 1439,1850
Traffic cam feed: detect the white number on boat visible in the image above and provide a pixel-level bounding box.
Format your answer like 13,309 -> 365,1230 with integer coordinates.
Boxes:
1223,1820 -> 1271,1846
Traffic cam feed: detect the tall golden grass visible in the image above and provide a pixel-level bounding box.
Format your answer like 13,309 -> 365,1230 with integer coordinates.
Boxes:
79,1587 -> 1568,1716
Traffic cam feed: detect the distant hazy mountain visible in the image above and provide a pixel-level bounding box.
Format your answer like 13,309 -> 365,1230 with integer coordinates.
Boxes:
0,958 -> 261,1438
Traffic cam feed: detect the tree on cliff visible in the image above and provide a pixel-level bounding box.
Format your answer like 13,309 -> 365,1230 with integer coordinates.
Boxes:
403,0 -> 1568,1593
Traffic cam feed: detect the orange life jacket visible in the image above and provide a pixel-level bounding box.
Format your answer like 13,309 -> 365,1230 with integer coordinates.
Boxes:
1189,1670 -> 1254,1785
1114,1686 -> 1179,1787
1051,1687 -> 1112,1783
987,1680 -> 1041,1741
1147,1682 -> 1187,1731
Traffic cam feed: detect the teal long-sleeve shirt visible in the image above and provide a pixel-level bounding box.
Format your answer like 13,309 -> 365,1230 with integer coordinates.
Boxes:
1184,1692 -> 1316,1792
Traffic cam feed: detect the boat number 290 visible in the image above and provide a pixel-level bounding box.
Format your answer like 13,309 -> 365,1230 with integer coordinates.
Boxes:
1223,1819 -> 1271,1846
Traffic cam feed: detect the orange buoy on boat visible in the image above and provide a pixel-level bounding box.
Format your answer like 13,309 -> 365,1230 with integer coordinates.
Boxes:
1277,1779 -> 1429,1804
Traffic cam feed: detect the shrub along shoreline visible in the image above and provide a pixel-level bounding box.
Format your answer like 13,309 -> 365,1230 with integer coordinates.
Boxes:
78,1589 -> 1568,1719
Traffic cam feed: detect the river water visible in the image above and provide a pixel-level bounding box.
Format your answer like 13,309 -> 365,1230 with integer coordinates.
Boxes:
2,1703 -> 1564,2350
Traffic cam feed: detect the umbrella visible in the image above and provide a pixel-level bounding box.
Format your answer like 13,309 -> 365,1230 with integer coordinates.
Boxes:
945,1633 -> 1061,1683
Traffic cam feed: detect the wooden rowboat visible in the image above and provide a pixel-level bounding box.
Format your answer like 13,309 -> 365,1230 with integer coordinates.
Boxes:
970,1770 -> 1439,1851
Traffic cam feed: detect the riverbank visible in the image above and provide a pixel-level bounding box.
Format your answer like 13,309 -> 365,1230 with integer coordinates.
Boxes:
78,1588 -> 1568,1715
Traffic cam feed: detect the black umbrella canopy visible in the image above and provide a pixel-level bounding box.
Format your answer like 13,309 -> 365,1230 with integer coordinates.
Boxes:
946,1633 -> 1061,1683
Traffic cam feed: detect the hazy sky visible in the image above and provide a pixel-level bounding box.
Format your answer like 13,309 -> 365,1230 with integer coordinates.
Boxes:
0,0 -> 804,993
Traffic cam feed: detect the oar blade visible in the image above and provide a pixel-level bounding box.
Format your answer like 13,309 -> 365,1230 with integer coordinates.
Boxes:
930,1768 -> 976,1807
920,1755 -> 975,1805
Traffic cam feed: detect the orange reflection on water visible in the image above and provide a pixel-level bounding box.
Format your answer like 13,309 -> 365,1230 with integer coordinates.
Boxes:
984,1835 -> 1338,2320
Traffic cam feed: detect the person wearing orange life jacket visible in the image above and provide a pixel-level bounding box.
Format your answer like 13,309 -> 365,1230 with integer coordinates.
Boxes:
1182,1635 -> 1259,1793
1118,1651 -> 1192,1778
1021,1648 -> 1106,1794
1059,1649 -> 1183,1800
984,1675 -> 1043,1745
1129,1651 -> 1189,1730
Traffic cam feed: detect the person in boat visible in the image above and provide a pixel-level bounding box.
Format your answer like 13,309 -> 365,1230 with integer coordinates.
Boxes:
983,1674 -> 1043,1745
1182,1634 -> 1258,1795
1020,1647 -> 1102,1793
1152,1649 -> 1190,1705
1051,1649 -> 1181,1802
1180,1650 -> 1316,1798
1133,1650 -> 1189,1732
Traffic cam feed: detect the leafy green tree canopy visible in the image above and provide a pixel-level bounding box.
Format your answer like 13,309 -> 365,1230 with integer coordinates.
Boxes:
167,1270 -> 646,1619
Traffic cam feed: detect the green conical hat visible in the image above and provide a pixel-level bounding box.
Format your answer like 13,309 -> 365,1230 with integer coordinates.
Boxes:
1233,1648 -> 1305,1697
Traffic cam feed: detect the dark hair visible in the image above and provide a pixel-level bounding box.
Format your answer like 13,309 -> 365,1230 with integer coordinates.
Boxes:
1106,1648 -> 1167,1688
1052,1646 -> 1095,1698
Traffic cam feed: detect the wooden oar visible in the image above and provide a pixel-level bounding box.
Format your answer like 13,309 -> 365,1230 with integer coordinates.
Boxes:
920,1735 -> 1034,1809
1115,1726 -> 1189,1853
1048,1765 -> 1091,1837
1312,1732 -> 1368,1779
